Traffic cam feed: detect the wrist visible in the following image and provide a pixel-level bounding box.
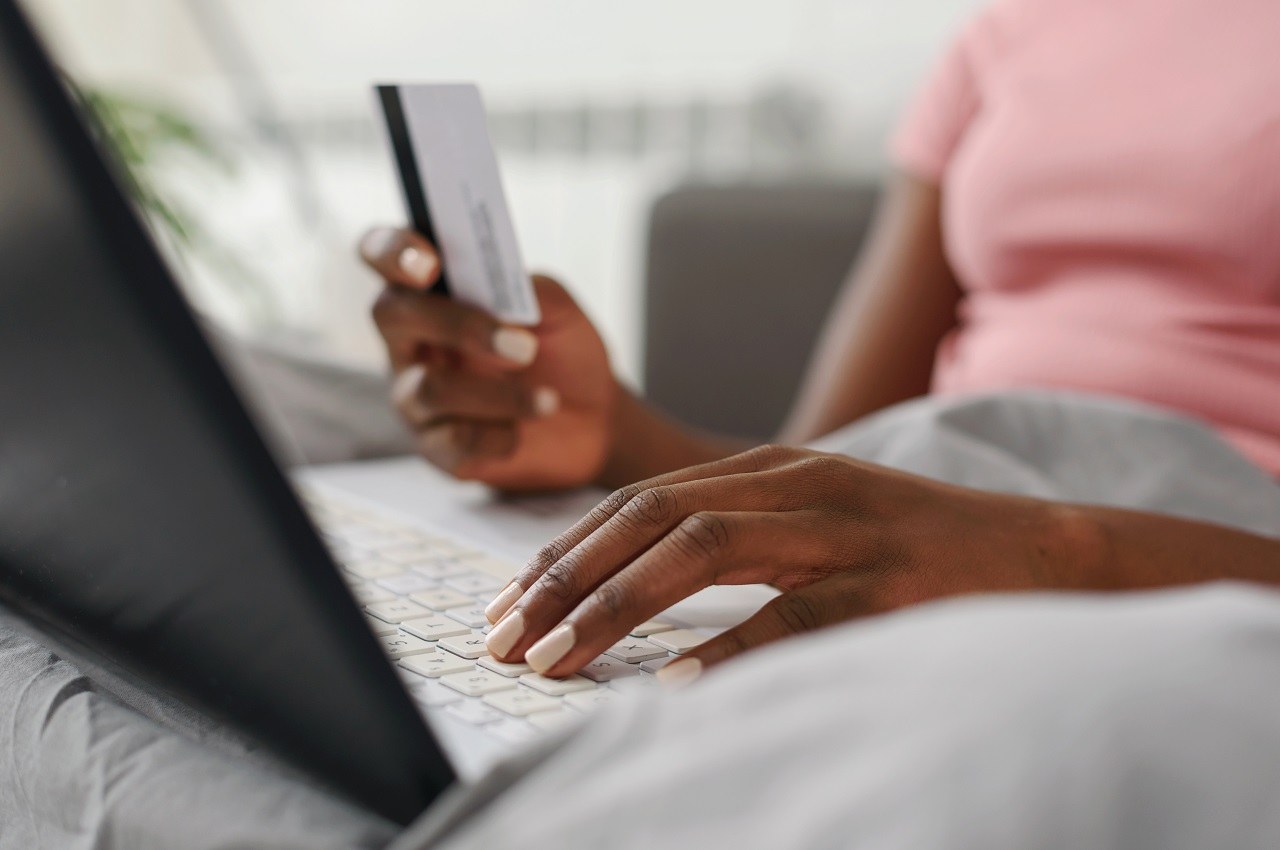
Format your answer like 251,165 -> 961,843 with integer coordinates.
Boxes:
1040,502 -> 1113,590
592,382 -> 747,490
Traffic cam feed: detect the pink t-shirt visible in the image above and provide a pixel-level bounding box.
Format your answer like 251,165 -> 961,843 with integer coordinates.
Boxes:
891,0 -> 1280,476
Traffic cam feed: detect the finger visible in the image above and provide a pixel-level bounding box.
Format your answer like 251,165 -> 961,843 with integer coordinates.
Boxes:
391,363 -> 559,426
490,445 -> 800,622
414,419 -> 519,476
487,473 -> 799,663
358,226 -> 442,289
659,574 -> 877,687
372,287 -> 539,371
511,511 -> 835,676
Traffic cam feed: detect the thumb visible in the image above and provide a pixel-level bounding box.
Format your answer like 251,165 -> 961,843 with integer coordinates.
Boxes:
656,576 -> 871,688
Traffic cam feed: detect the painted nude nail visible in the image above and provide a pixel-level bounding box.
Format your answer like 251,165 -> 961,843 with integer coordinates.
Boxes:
655,657 -> 703,689
524,623 -> 575,674
399,246 -> 436,284
492,327 -> 539,366
485,581 -> 523,624
485,609 -> 526,658
391,364 -> 428,422
533,386 -> 560,417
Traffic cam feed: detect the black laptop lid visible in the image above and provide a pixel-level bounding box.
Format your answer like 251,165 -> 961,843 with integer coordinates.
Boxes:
0,0 -> 452,824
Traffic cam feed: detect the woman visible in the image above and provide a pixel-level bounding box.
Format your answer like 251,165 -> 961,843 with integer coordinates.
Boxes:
357,0 -> 1280,684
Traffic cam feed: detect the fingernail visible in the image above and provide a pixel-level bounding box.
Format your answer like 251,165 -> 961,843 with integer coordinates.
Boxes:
485,581 -> 523,624
419,426 -> 462,472
391,364 -> 429,423
525,623 -> 575,674
391,363 -> 427,402
655,657 -> 702,689
533,387 -> 559,417
492,327 -> 539,366
360,228 -> 396,259
485,609 -> 526,658
399,246 -> 436,284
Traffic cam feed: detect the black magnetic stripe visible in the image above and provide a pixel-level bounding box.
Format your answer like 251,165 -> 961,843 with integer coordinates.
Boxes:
377,84 -> 451,296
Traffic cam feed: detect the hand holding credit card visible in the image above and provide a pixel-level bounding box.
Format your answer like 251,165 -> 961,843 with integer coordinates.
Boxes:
363,82 -> 618,492
377,83 -> 540,326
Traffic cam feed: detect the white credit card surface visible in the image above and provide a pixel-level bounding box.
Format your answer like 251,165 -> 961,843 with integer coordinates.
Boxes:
377,83 -> 540,326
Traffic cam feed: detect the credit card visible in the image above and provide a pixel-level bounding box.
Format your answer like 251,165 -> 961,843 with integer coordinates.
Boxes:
377,83 -> 540,326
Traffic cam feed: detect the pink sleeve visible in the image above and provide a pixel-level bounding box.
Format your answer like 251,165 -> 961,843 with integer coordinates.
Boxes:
889,22 -> 983,182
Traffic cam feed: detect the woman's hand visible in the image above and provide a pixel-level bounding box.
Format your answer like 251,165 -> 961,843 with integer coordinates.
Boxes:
361,227 -> 616,491
483,445 -> 1094,680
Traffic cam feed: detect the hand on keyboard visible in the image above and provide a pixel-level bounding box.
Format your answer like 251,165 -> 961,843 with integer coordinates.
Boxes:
306,489 -> 681,747
483,445 -> 1071,684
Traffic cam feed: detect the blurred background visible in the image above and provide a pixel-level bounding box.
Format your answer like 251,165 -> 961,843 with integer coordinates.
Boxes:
23,0 -> 979,387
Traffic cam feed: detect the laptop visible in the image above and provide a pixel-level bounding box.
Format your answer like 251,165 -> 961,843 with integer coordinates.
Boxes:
0,0 -> 734,830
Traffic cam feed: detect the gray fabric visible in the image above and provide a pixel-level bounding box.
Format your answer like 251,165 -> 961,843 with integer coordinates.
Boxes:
206,323 -> 414,467
425,583 -> 1280,850
2,390 -> 1277,848
0,619 -> 395,849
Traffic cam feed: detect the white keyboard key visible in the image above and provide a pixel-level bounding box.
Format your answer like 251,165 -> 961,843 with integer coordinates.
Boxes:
527,710 -> 582,733
629,621 -> 676,637
332,526 -> 407,549
378,632 -> 436,658
443,573 -> 503,595
379,545 -> 442,565
399,653 -> 474,679
410,588 -> 475,611
440,669 -> 518,697
376,572 -> 439,595
565,689 -> 623,713
437,634 -> 491,659
610,674 -> 659,694
488,719 -> 539,744
344,559 -> 404,580
365,599 -> 431,624
482,688 -> 561,717
444,605 -> 490,628
349,582 -> 395,606
364,616 -> 399,637
477,656 -> 533,677
406,679 -> 461,708
518,673 -> 596,696
401,616 -> 470,641
639,655 -> 675,674
648,629 -> 707,655
327,544 -> 365,565
604,638 -> 667,663
445,700 -> 504,726
411,561 -> 474,580
579,655 -> 639,683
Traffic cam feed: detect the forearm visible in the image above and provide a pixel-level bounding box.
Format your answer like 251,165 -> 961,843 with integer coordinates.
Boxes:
595,384 -> 751,489
1055,503 -> 1280,591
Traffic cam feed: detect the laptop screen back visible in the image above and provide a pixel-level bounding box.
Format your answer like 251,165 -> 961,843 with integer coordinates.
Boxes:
0,0 -> 452,824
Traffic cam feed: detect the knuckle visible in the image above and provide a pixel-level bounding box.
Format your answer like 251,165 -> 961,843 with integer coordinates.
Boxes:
743,443 -> 790,468
672,512 -> 731,560
598,485 -> 641,519
370,290 -> 400,328
622,486 -> 679,527
772,592 -> 825,634
537,560 -> 580,603
529,537 -> 572,576
790,453 -> 846,480
591,578 -> 634,623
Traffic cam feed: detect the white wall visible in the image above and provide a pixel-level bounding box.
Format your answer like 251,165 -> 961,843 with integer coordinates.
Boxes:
27,0 -> 983,380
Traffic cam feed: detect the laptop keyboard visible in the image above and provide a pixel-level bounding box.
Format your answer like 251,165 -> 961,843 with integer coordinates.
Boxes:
299,488 -> 684,747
